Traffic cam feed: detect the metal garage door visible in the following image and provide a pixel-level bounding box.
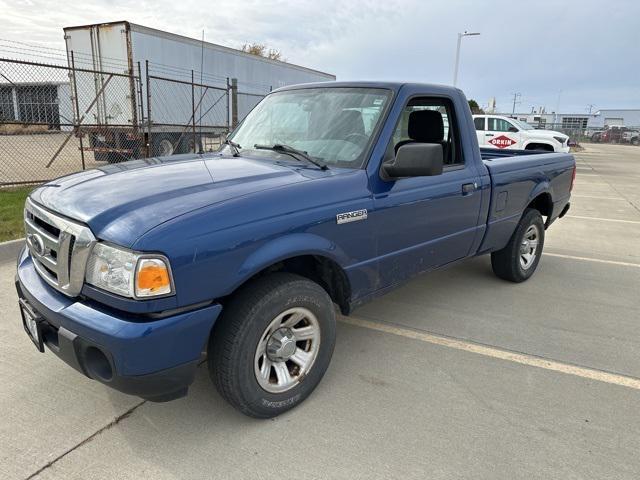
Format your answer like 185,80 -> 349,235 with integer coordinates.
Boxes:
604,117 -> 624,127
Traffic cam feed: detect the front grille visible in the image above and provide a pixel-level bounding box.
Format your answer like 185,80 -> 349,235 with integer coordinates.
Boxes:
24,198 -> 96,297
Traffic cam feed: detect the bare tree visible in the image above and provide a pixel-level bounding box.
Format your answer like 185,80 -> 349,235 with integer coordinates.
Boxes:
241,43 -> 284,61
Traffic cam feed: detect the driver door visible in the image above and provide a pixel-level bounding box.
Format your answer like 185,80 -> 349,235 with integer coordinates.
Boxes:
372,97 -> 483,290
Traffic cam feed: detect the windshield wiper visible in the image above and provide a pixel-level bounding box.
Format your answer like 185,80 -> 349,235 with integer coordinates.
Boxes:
223,138 -> 241,157
254,143 -> 328,170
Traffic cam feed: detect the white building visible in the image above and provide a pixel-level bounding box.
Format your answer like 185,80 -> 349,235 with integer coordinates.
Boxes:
498,109 -> 640,129
588,109 -> 640,128
0,81 -> 73,130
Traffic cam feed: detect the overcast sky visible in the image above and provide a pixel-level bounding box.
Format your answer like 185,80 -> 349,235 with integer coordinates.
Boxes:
2,0 -> 639,113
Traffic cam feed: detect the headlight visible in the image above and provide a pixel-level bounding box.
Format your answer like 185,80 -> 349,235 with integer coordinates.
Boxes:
553,136 -> 566,144
85,243 -> 173,298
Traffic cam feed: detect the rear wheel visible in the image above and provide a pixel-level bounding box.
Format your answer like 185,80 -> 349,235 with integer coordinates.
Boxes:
152,134 -> 175,157
208,273 -> 336,418
491,208 -> 545,282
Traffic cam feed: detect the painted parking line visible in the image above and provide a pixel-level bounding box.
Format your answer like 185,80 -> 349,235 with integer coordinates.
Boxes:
543,252 -> 640,269
565,215 -> 640,225
341,316 -> 640,391
571,195 -> 627,201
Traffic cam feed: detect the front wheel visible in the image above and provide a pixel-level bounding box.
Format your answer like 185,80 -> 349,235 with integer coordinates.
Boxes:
491,208 -> 545,282
208,273 -> 336,418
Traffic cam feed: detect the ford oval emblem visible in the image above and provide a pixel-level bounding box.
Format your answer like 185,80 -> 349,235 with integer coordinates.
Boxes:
28,233 -> 45,256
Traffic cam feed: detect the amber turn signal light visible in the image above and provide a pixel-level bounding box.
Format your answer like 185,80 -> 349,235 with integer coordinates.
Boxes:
135,258 -> 172,297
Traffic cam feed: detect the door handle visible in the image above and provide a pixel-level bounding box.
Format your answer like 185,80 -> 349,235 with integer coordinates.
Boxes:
485,133 -> 494,136
462,182 -> 477,194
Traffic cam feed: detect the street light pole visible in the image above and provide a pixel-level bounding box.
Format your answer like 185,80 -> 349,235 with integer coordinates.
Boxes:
453,31 -> 480,87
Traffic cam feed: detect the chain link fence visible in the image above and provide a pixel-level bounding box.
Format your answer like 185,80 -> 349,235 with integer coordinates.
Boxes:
537,123 -> 640,145
512,120 -> 640,146
1,54 -> 270,186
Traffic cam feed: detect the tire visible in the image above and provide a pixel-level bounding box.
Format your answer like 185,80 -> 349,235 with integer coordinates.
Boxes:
491,208 -> 545,282
208,272 -> 336,418
104,152 -> 122,164
180,135 -> 201,154
152,135 -> 176,157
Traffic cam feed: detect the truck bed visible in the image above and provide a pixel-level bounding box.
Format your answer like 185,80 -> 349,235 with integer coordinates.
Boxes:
478,148 -> 575,254
480,147 -> 552,160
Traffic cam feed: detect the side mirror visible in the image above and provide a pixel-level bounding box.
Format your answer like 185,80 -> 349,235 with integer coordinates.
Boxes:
508,126 -> 519,132
383,143 -> 443,178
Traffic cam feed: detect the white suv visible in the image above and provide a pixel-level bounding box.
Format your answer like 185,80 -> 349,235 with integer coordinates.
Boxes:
473,115 -> 570,153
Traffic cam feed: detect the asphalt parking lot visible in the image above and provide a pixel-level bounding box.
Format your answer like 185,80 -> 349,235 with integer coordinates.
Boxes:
1,143 -> 639,479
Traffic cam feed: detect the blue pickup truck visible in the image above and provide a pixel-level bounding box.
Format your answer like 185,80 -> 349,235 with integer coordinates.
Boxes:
15,82 -> 575,418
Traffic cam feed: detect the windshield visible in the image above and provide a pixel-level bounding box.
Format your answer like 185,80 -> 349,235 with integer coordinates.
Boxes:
511,119 -> 534,130
225,87 -> 391,168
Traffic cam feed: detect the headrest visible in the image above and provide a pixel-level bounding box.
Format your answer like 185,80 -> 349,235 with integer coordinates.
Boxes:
325,109 -> 365,138
408,110 -> 444,143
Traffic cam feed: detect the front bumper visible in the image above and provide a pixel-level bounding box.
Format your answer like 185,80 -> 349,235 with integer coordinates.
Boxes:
15,247 -> 222,402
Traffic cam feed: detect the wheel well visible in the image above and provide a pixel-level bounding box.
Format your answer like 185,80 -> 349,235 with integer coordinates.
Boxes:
525,143 -> 554,152
237,255 -> 352,315
527,193 -> 553,218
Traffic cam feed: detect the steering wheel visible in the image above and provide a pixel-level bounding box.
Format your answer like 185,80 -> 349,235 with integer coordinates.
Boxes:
344,132 -> 368,147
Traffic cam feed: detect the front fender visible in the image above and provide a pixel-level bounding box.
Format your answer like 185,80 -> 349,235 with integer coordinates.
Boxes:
233,233 -> 349,290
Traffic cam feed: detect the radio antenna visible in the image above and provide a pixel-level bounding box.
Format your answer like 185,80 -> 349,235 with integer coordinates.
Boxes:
199,29 -> 205,152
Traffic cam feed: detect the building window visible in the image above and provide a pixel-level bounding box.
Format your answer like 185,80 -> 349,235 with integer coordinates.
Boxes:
561,117 -> 588,129
16,85 -> 60,128
0,87 -> 15,121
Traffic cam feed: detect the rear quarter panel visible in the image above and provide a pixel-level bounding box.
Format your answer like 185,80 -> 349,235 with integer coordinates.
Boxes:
478,151 -> 574,253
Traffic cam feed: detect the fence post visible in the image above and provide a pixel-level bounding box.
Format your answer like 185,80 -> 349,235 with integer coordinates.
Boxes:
137,62 -> 144,126
70,51 -> 86,170
231,78 -> 238,130
226,77 -> 230,135
145,60 -> 152,157
191,70 -> 197,152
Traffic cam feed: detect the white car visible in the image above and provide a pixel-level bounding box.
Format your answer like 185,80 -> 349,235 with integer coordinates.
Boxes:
473,115 -> 570,153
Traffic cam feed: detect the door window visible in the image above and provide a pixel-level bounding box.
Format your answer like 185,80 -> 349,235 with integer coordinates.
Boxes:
390,97 -> 463,166
474,117 -> 485,130
488,118 -> 516,132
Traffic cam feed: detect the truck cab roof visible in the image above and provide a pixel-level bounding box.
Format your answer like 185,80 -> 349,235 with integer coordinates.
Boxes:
272,81 -> 462,95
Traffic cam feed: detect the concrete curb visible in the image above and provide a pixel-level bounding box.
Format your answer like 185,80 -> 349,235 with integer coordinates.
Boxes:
0,238 -> 25,264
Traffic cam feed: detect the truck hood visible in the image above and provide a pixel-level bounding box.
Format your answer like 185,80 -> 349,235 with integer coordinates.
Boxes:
531,129 -> 568,139
30,154 -> 319,247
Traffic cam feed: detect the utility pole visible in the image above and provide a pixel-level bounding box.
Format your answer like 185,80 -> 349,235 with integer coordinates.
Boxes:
453,31 -> 480,87
586,104 -> 595,114
554,90 -> 563,124
511,92 -> 521,116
